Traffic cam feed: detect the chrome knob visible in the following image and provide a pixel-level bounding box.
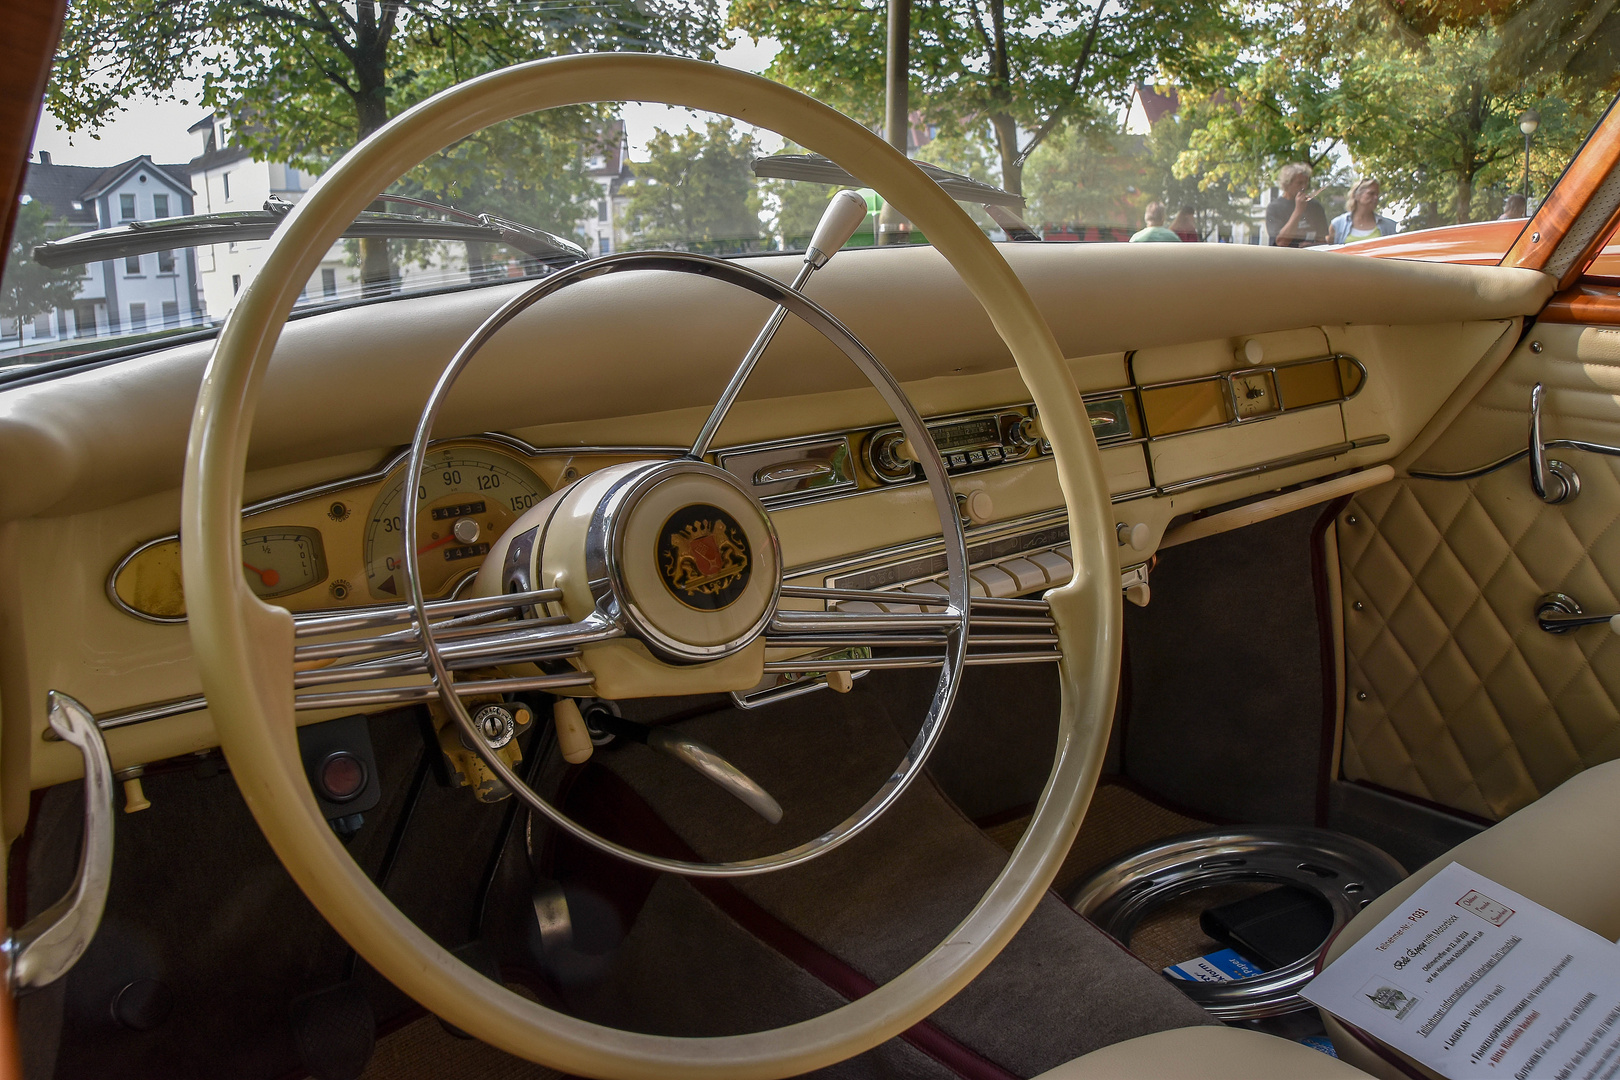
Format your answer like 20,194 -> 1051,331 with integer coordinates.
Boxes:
453,517 -> 481,544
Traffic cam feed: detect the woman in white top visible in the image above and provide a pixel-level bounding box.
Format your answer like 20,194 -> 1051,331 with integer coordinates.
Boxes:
1330,177 -> 1399,244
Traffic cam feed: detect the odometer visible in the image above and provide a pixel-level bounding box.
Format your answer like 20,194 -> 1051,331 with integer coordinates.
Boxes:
363,444 -> 549,601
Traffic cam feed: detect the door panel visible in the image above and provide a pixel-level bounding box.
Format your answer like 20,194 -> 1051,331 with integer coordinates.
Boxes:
1337,329 -> 1620,819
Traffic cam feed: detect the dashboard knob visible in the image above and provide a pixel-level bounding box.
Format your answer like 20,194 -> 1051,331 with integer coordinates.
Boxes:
1240,339 -> 1265,366
453,517 -> 481,544
961,489 -> 994,525
1116,522 -> 1151,550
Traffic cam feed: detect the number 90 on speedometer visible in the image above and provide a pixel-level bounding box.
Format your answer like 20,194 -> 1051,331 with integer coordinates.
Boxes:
363,445 -> 550,601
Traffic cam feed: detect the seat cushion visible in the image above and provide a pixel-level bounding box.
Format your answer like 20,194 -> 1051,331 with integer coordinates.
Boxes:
1031,1026 -> 1373,1079
1320,758 -> 1620,1079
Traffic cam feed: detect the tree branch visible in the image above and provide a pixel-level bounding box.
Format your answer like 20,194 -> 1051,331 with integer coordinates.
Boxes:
1014,0 -> 1106,166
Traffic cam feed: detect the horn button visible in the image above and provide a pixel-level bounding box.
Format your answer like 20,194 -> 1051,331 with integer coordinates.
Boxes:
586,462 -> 780,662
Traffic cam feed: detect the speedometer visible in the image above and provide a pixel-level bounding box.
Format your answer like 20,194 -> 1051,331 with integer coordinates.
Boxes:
363,444 -> 550,601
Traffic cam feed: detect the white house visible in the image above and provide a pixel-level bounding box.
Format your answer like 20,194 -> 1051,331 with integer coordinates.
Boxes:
186,114 -> 362,315
7,151 -> 205,353
579,122 -> 633,256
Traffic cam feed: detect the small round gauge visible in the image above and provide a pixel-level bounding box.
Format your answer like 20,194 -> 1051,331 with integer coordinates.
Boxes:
364,444 -> 550,601
241,527 -> 328,599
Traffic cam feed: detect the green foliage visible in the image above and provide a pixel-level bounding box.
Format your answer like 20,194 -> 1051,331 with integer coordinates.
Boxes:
1,201 -> 83,331
624,119 -> 763,254
1022,124 -> 1147,227
730,0 -> 1243,194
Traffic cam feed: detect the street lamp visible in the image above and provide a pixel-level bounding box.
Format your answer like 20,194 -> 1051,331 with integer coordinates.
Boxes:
1519,108 -> 1541,201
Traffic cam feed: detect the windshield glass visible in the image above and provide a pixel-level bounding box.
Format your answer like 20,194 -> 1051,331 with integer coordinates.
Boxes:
4,0 -> 1613,373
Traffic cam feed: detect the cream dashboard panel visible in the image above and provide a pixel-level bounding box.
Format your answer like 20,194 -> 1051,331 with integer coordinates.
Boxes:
16,319 -> 1512,789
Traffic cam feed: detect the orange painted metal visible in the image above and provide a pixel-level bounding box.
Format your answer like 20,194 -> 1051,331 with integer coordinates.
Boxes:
1503,97 -> 1620,286
1337,219 -> 1525,264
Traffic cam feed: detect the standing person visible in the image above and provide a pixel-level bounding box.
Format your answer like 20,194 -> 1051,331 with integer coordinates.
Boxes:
1500,194 -> 1528,219
1169,205 -> 1201,242
1329,177 -> 1399,244
1130,202 -> 1182,243
1266,162 -> 1330,247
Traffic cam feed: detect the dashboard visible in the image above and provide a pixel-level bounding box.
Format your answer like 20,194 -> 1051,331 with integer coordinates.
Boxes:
0,241 -> 1554,794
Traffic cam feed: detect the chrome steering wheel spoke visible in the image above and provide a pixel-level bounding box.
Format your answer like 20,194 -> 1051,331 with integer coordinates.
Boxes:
373,250 -> 972,878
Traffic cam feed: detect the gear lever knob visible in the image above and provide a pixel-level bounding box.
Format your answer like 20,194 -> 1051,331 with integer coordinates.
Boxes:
806,189 -> 872,269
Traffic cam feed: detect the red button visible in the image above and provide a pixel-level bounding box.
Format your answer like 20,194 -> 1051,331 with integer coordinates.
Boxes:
318,752 -> 366,802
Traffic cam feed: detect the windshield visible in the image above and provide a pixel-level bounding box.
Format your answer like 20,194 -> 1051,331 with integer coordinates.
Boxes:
4,0 -> 1613,373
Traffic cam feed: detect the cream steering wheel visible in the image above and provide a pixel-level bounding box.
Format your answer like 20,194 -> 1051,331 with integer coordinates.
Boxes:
181,53 -> 1121,1079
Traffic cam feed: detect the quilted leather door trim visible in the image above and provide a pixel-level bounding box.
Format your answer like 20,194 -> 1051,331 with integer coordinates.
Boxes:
1338,459 -> 1620,820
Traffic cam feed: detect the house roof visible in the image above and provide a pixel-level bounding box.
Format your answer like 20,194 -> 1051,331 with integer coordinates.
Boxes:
23,156 -> 193,228
21,162 -> 103,226
78,156 -> 193,199
188,144 -> 253,172
1135,84 -> 1180,127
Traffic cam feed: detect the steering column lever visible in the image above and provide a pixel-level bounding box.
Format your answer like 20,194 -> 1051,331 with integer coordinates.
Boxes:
4,693 -> 115,993
689,189 -> 871,459
1529,383 -> 1580,504
588,711 -> 783,824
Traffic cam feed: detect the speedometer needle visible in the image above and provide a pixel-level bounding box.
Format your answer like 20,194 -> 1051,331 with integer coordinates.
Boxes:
417,534 -> 455,555
242,561 -> 281,588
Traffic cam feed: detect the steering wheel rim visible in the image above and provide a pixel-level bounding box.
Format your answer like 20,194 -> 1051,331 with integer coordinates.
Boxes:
182,53 -> 1121,1079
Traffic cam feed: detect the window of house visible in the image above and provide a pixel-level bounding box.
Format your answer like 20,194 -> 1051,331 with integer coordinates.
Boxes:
129,303 -> 146,331
162,301 -> 179,327
153,194 -> 169,218
599,233 -> 611,254
321,268 -> 337,298
33,313 -> 50,337
597,198 -> 608,222
232,274 -> 241,294
74,303 -> 97,338
125,253 -> 141,274
222,173 -> 231,201
120,193 -> 136,220
158,249 -> 175,273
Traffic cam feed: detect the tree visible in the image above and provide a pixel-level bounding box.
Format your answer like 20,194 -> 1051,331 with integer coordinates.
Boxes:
49,0 -> 725,286
623,120 -> 763,255
730,0 -> 1242,195
1,201 -> 82,345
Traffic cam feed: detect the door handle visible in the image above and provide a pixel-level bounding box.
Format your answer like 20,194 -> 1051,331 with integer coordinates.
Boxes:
1529,384 -> 1580,504
4,693 -> 114,993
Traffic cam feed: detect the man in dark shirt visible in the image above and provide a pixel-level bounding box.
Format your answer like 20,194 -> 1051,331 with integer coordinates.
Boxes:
1266,162 -> 1329,247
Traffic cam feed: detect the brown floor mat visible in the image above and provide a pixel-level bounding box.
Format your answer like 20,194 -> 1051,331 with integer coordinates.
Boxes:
983,781 -> 1266,974
984,780 -> 1210,898
361,986 -> 563,1080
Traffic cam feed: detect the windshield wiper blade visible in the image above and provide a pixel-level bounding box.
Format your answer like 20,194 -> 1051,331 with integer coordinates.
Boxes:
751,154 -> 1040,242
33,196 -> 588,269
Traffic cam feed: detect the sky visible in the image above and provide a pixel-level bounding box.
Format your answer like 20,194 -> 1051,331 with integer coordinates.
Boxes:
28,29 -> 783,168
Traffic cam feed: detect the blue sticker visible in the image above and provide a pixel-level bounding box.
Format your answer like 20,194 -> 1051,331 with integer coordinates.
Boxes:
1299,1035 -> 1339,1058
1164,948 -> 1265,983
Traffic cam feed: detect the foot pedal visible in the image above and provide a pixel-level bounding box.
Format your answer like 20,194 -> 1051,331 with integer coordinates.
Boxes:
289,980 -> 375,1080
439,939 -> 502,1039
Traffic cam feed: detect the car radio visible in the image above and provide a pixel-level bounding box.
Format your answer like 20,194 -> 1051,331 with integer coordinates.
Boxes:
865,397 -> 1134,484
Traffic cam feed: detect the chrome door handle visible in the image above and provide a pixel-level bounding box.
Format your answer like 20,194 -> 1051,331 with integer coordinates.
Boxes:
1536,593 -> 1619,634
646,729 -> 784,825
1530,384 -> 1580,504
4,692 -> 114,993
753,461 -> 833,485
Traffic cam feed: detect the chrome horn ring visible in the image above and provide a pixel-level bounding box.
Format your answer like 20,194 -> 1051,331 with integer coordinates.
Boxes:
401,250 -> 970,878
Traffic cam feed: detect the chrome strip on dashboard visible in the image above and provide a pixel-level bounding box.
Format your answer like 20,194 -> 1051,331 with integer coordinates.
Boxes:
1155,436 -> 1390,496
1408,439 -> 1620,482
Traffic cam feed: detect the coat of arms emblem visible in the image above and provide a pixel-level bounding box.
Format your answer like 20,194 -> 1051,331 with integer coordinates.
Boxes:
658,504 -> 752,610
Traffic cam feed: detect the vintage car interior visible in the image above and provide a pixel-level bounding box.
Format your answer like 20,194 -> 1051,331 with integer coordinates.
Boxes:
5,17 -> 1620,1080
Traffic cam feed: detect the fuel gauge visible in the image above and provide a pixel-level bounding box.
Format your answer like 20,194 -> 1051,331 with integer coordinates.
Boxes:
241,527 -> 328,599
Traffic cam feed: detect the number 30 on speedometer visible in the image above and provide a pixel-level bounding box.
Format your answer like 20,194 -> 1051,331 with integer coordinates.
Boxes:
363,445 -> 550,601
